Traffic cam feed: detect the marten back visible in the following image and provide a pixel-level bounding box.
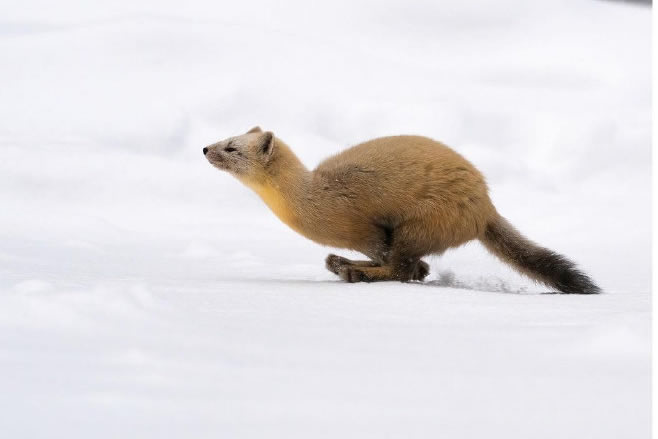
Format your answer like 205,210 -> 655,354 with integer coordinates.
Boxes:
312,135 -> 495,249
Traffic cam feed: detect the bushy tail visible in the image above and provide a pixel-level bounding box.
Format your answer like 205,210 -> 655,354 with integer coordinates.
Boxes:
479,213 -> 600,294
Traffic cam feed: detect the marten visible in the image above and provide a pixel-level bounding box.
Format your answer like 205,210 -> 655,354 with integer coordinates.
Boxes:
203,127 -> 600,294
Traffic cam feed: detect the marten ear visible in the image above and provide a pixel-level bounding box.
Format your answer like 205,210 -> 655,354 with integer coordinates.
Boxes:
247,126 -> 262,134
259,131 -> 274,158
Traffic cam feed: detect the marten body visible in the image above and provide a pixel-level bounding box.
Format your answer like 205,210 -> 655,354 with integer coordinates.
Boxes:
203,127 -> 599,294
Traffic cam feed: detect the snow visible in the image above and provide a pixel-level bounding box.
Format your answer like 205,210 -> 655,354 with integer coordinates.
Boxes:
0,0 -> 650,437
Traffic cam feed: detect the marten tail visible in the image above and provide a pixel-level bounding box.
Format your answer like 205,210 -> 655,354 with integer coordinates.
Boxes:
479,213 -> 600,294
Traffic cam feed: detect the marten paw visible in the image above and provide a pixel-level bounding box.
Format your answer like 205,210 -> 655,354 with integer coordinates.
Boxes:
337,266 -> 367,283
412,261 -> 430,281
325,254 -> 351,274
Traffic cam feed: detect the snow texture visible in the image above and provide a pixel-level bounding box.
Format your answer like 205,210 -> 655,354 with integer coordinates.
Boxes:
0,0 -> 651,438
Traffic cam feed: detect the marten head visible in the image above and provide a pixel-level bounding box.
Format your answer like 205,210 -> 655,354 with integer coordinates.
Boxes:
203,126 -> 275,182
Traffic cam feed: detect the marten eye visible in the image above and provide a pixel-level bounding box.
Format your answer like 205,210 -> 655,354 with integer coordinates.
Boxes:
224,146 -> 237,153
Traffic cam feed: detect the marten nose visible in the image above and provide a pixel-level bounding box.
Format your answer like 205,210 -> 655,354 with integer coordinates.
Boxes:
203,147 -> 208,155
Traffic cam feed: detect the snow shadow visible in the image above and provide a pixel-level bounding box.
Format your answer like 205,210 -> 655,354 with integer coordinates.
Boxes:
424,269 -> 544,294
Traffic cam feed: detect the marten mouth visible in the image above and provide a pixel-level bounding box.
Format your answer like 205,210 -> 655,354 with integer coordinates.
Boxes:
208,156 -> 230,171
210,159 -> 226,169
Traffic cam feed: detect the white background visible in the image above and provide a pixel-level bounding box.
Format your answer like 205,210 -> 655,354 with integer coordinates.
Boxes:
0,0 -> 651,437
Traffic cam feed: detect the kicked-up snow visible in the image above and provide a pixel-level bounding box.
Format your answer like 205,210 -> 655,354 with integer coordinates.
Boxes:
0,0 -> 650,437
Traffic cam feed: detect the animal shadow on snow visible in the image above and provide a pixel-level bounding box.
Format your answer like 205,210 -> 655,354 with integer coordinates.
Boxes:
422,269 -> 556,295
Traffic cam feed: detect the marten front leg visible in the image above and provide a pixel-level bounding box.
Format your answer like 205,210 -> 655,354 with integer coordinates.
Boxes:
325,254 -> 379,275
335,260 -> 430,283
327,222 -> 431,283
336,226 -> 431,282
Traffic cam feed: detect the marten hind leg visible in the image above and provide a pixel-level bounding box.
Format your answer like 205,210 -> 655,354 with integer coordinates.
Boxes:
325,254 -> 379,275
382,221 -> 432,282
412,260 -> 430,281
391,257 -> 430,282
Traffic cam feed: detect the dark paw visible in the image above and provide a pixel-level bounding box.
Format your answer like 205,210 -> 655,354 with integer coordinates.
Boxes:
338,266 -> 367,283
325,254 -> 351,274
412,260 -> 430,281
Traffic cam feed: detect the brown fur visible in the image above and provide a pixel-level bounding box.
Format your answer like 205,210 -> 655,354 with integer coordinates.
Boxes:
204,128 -> 600,294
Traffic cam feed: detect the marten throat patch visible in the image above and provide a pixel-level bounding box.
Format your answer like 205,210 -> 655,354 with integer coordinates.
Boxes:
244,181 -> 302,233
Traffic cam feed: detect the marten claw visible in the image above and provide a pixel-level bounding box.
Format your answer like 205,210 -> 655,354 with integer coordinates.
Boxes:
325,254 -> 350,274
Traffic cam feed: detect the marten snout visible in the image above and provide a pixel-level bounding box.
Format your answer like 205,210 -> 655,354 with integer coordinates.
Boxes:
203,147 -> 208,155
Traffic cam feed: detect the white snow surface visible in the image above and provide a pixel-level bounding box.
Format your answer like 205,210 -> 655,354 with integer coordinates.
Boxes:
0,0 -> 651,437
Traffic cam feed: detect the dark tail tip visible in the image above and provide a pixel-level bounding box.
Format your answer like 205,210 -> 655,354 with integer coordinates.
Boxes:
543,251 -> 601,294
481,214 -> 601,294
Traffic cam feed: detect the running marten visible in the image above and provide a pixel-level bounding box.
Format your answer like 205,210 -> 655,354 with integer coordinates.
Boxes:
203,127 -> 600,294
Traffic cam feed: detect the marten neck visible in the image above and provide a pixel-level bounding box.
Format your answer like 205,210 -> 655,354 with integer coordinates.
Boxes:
267,140 -> 311,192
242,139 -> 314,234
